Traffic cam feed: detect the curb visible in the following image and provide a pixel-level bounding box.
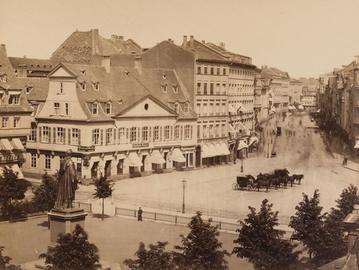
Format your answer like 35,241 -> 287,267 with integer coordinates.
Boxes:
343,166 -> 359,173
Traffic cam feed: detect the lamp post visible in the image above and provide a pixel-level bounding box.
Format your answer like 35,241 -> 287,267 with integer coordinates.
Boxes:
182,179 -> 186,214
240,155 -> 244,173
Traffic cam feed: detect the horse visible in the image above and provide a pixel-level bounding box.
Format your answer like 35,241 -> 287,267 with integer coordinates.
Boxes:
255,173 -> 271,192
292,174 -> 304,184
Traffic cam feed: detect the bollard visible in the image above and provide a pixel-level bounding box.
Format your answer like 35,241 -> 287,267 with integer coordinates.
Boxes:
219,221 -> 222,230
154,212 -> 157,220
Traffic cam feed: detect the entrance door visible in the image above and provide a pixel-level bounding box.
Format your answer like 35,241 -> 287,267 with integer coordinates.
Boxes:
105,160 -> 111,178
117,159 -> 124,175
91,162 -> 99,179
141,155 -> 146,172
163,152 -> 168,169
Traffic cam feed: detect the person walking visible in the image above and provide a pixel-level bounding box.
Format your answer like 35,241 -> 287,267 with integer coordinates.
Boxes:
137,207 -> 143,222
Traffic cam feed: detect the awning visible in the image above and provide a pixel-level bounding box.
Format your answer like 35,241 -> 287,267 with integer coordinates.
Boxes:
237,104 -> 250,114
150,150 -> 166,164
171,148 -> 186,163
0,164 -> 24,179
236,121 -> 250,136
219,142 -> 230,155
0,139 -> 13,151
202,144 -> 215,158
127,152 -> 142,167
10,138 -> 25,151
298,105 -> 304,110
354,140 -> 359,149
237,140 -> 248,150
228,104 -> 237,114
248,136 -> 259,146
229,124 -> 236,134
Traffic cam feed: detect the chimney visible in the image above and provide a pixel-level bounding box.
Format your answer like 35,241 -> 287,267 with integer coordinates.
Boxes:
168,38 -> 174,44
201,40 -> 206,44
101,55 -> 111,73
91,29 -> 100,55
134,56 -> 142,75
182,35 -> 187,46
219,42 -> 225,49
189,35 -> 194,47
355,55 -> 359,65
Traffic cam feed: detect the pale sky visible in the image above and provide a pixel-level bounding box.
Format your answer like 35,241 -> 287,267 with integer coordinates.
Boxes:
1,0 -> 358,78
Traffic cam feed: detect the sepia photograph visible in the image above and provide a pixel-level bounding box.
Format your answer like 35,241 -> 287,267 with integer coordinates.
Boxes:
0,0 -> 359,269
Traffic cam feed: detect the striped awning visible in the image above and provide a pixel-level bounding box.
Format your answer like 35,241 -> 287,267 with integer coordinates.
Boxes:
10,138 -> 25,151
171,148 -> 186,163
150,150 -> 166,164
201,144 -> 216,158
127,152 -> 142,167
249,136 -> 259,146
0,139 -> 13,151
237,140 -> 248,150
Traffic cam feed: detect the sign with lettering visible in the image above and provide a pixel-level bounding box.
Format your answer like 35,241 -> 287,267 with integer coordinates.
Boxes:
78,145 -> 95,152
132,143 -> 149,148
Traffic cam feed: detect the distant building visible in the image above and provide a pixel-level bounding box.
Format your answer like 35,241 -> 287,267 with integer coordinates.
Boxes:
0,44 -> 33,178
9,57 -> 54,78
299,77 -> 319,112
289,79 -> 303,104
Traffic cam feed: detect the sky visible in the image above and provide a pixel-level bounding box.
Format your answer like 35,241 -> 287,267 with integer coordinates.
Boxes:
1,0 -> 358,78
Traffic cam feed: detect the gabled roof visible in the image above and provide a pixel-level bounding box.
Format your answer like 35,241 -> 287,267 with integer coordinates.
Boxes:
182,39 -> 229,62
9,57 -> 54,71
261,66 -> 290,80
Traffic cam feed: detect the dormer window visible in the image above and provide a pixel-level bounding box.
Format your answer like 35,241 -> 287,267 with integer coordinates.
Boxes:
8,94 -> 20,105
59,82 -> 64,94
174,103 -> 179,113
172,85 -> 178,93
105,102 -> 112,114
26,86 -> 33,94
161,84 -> 167,93
91,103 -> 98,115
93,82 -> 100,91
79,82 -> 86,91
162,74 -> 167,80
182,102 -> 189,112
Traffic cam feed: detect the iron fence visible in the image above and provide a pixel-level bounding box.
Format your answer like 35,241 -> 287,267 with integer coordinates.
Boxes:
74,201 -> 92,213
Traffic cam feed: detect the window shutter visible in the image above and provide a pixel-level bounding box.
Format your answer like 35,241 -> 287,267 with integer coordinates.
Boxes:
78,129 -> 81,145
100,129 -> 103,145
149,127 -> 152,142
180,126 -> 183,140
52,127 -> 56,143
39,126 -> 42,142
113,128 -> 116,144
49,127 -> 52,143
159,126 -> 162,141
170,126 -> 173,140
137,127 -> 140,142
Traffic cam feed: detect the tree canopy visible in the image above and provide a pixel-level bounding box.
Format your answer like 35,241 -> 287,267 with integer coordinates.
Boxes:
32,173 -> 58,212
233,199 -> 299,270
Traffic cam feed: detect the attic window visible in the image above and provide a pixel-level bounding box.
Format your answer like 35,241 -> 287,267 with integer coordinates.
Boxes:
174,103 -> 179,113
161,84 -> 167,93
125,71 -> 130,76
105,102 -> 112,114
79,82 -> 86,91
26,86 -> 33,94
93,82 -> 100,91
162,74 -> 167,79
182,102 -> 189,112
91,103 -> 98,115
81,69 -> 86,75
118,99 -> 123,104
172,85 -> 178,93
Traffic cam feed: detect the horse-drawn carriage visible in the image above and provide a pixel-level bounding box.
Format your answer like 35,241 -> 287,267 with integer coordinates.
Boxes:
233,169 -> 303,192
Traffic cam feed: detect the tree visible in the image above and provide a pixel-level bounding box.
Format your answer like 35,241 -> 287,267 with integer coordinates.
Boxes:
0,167 -> 30,219
233,199 -> 299,270
0,246 -> 21,270
124,241 -> 175,270
32,173 -> 58,212
335,184 -> 359,219
173,212 -> 229,270
93,176 -> 113,220
40,224 -> 101,270
289,190 -> 326,260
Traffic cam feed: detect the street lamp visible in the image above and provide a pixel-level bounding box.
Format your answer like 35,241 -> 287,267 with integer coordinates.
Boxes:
182,179 -> 187,214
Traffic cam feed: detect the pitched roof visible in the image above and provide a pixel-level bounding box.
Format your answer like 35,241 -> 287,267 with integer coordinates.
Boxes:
261,66 -> 290,79
9,57 -> 54,72
53,63 -> 195,121
18,77 -> 49,102
182,39 -> 229,62
50,29 -> 142,64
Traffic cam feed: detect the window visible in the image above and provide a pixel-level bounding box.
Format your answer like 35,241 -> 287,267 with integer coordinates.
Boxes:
29,125 -> 37,142
42,126 -> 50,143
223,68 -> 226,75
92,129 -> 100,145
56,127 -> 65,144
204,67 -> 208,74
174,125 -> 180,140
71,128 -> 80,145
54,102 -> 60,114
210,67 -> 214,75
203,83 -> 207,95
1,117 -> 8,128
174,103 -> 179,113
26,86 -> 33,94
161,84 -> 167,93
197,66 -> 201,74
217,67 -> 220,75
106,128 -> 113,144
105,103 -> 111,114
222,124 -> 226,137
203,125 -> 207,138
31,153 -> 37,168
172,85 -> 178,93
93,82 -> 100,91
91,103 -> 98,115
184,125 -> 192,140
164,125 -> 170,140
130,127 -> 137,143
59,82 -> 64,94
153,126 -> 160,141
45,155 -> 51,169
197,125 -> 200,138
8,94 -> 20,105
210,83 -> 214,95
182,103 -> 189,112
197,83 -> 201,94
118,128 -> 126,144
79,82 -> 86,91
142,127 -> 149,142
65,103 -> 69,115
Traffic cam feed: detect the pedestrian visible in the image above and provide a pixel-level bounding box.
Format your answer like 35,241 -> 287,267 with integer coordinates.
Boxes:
137,207 -> 143,222
342,156 -> 348,166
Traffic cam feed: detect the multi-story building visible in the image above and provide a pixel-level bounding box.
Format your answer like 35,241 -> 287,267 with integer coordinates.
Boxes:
261,66 -> 290,116
299,78 -> 319,112
0,44 -> 33,178
22,59 -> 197,180
289,79 -> 303,105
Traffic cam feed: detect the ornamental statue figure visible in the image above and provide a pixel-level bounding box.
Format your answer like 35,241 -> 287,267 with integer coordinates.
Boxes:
55,149 -> 78,209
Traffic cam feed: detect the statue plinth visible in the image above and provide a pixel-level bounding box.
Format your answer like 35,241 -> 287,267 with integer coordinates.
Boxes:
48,207 -> 87,243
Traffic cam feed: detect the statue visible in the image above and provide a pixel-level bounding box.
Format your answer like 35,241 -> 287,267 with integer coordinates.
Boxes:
55,149 -> 78,209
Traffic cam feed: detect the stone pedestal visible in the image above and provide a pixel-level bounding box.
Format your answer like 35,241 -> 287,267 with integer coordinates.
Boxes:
48,208 -> 87,243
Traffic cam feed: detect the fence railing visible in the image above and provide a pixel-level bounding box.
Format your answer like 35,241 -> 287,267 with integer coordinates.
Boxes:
115,207 -> 239,233
74,201 -> 92,213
